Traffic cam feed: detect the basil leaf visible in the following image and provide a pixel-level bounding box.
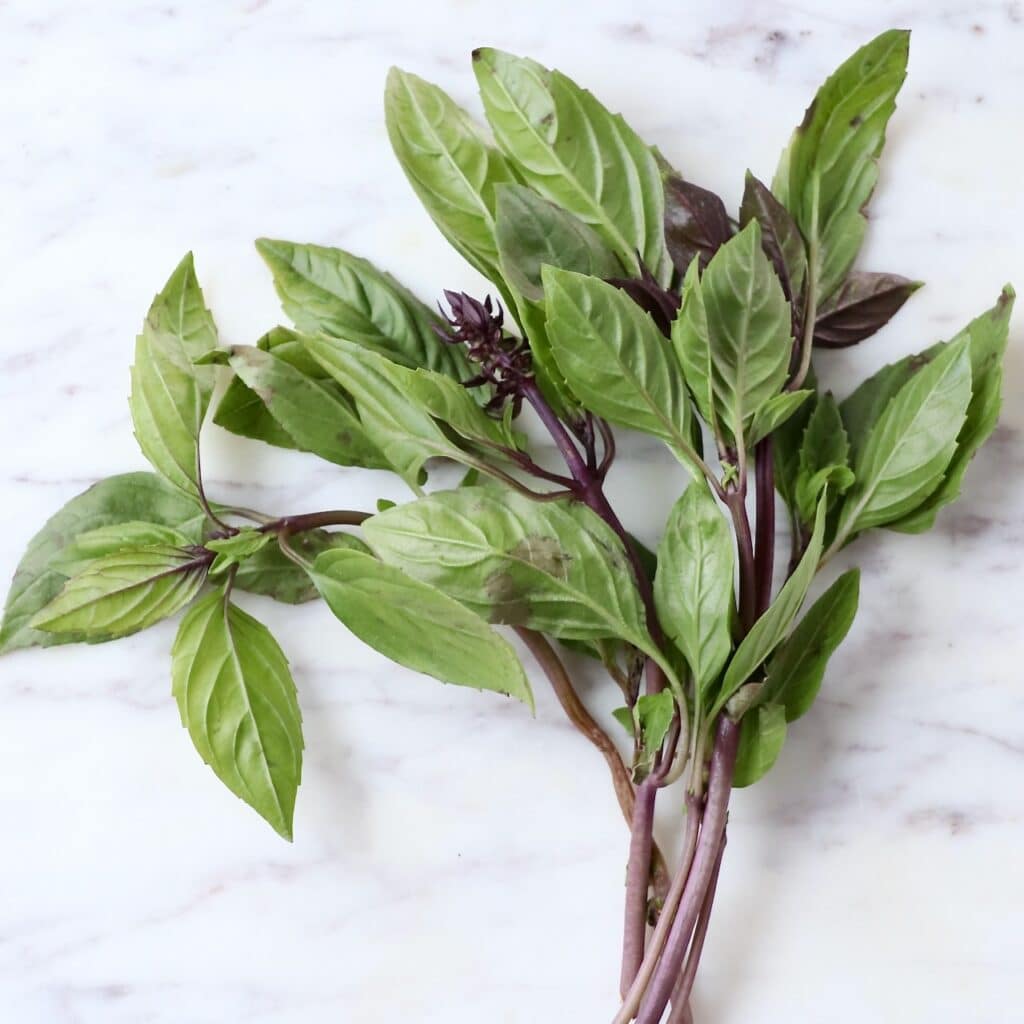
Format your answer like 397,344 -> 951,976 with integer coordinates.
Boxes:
206,529 -> 273,576
0,473 -> 207,653
495,183 -> 622,301
773,30 -> 910,301
733,703 -> 787,788
633,690 -> 676,777
762,569 -> 860,721
171,588 -> 303,840
129,253 -> 218,496
835,337 -> 972,539
772,386 -> 815,514
472,48 -> 670,283
52,522 -> 191,576
233,531 -> 368,605
254,239 -> 471,381
795,392 -> 853,522
664,175 -> 733,275
543,267 -> 696,469
363,487 -> 651,649
31,545 -> 206,640
309,548 -> 532,708
715,495 -> 827,711
672,221 -> 793,447
814,271 -> 922,347
385,67 -> 513,282
739,172 -> 807,307
654,482 -> 735,695
225,344 -> 386,468
747,390 -> 813,448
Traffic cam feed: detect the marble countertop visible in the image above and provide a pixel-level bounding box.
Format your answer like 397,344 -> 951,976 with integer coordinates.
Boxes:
2,2 -> 1022,1022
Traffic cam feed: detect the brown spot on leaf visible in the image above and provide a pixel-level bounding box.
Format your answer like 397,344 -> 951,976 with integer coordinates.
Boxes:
510,535 -> 571,578
484,571 -> 531,625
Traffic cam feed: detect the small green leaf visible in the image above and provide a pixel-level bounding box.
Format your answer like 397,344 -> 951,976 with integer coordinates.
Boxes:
254,239 -> 472,381
172,588 -> 303,840
835,337 -> 972,540
795,393 -> 853,522
762,569 -> 860,721
672,222 -> 793,448
543,268 -> 696,469
363,487 -> 651,649
495,183 -> 622,301
129,254 -> 218,496
747,390 -> 813,448
654,482 -> 735,695
635,690 -> 676,774
309,548 -> 533,708
733,703 -> 787,787
52,522 -> 191,576
31,546 -> 206,639
0,473 -> 207,653
225,344 -> 386,468
472,48 -> 671,283
206,529 -> 273,576
715,495 -> 827,712
385,67 -> 513,282
773,30 -> 910,301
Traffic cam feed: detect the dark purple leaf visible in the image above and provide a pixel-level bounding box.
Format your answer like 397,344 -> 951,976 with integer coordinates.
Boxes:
664,175 -> 733,275
606,264 -> 681,338
814,272 -> 922,348
739,173 -> 807,314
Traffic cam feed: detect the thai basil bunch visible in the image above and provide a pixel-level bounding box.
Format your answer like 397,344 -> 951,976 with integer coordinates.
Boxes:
1,29 -> 1012,1022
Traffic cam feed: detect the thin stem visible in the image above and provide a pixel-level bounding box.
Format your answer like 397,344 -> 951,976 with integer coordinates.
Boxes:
725,490 -> 757,634
612,794 -> 703,1024
259,509 -> 372,534
514,628 -> 670,903
194,446 -> 229,532
276,530 -> 312,570
634,717 -> 739,1024
753,437 -> 775,616
471,438 -> 576,487
620,777 -> 659,997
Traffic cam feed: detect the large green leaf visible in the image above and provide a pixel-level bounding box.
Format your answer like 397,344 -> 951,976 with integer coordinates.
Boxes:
543,267 -> 695,468
171,587 -> 303,840
733,703 -> 787,788
310,548 -> 532,707
715,496 -> 827,712
495,183 -> 622,301
835,337 -> 972,541
773,30 -> 909,301
52,522 -> 191,576
0,473 -> 207,653
654,482 -> 735,695
363,487 -> 651,649
129,253 -> 218,496
671,222 -> 793,448
225,344 -> 386,468
31,545 -> 206,640
254,239 -> 472,381
385,67 -> 513,282
762,569 -> 860,721
472,48 -> 671,283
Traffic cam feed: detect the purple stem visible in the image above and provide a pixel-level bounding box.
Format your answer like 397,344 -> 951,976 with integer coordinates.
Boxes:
620,776 -> 659,997
725,490 -> 757,634
753,438 -> 775,616
634,717 -> 739,1024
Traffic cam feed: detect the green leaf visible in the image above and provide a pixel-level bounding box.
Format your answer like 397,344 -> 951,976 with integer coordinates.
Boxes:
633,690 -> 676,777
130,254 -> 218,495
171,588 -> 303,840
52,521 -> 191,576
795,392 -> 854,522
671,222 -> 793,448
762,569 -> 860,721
472,48 -> 670,283
773,374 -> 817,513
233,531 -> 369,605
747,390 -> 813,448
225,344 -> 386,468
887,286 -> 1015,532
715,495 -> 827,712
254,239 -> 472,381
654,482 -> 734,695
0,473 -> 207,653
773,30 -> 910,301
733,703 -> 787,787
494,183 -> 622,301
31,545 -> 206,639
385,67 -> 513,281
835,337 -> 972,539
739,172 -> 807,306
206,529 -> 273,576
363,487 -> 651,649
543,267 -> 696,469
309,548 -> 532,708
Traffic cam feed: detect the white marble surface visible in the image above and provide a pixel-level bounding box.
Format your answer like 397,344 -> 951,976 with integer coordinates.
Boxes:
2,2 -> 1022,1021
